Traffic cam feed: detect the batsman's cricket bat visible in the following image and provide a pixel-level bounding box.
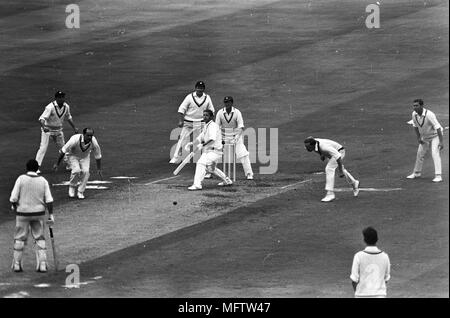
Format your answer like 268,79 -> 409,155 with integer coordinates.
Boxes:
173,151 -> 195,175
48,226 -> 59,272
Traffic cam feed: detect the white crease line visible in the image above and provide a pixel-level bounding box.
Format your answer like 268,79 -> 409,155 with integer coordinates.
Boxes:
334,187 -> 403,192
144,175 -> 180,185
281,179 -> 312,189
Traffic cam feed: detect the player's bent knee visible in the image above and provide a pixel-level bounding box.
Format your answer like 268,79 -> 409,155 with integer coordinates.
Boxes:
35,239 -> 46,250
13,240 -> 25,251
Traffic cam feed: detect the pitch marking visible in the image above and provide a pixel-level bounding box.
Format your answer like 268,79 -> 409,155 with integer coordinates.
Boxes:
144,175 -> 180,185
334,187 -> 403,192
281,179 -> 312,189
110,176 -> 138,179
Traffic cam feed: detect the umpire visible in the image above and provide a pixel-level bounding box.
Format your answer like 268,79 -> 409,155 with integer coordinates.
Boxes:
10,159 -> 54,272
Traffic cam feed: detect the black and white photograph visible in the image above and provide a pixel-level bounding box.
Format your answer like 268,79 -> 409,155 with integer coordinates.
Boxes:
0,0 -> 448,302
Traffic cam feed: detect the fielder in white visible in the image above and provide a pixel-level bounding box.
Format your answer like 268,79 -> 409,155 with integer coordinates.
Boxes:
53,128 -> 102,199
215,96 -> 254,180
304,137 -> 359,202
407,99 -> 444,182
35,91 -> 78,172
350,227 -> 391,298
170,81 -> 215,164
186,109 -> 233,190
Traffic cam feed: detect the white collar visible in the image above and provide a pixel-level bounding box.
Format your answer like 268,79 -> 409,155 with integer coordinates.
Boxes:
26,172 -> 39,176
364,246 -> 381,253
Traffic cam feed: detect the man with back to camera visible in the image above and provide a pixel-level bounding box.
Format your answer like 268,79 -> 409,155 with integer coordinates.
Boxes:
350,227 -> 391,298
10,159 -> 55,273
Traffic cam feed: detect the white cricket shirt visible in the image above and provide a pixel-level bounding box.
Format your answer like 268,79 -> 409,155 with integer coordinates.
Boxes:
314,138 -> 344,160
412,108 -> 443,140
10,172 -> 53,215
61,134 -> 102,160
196,120 -> 222,152
39,101 -> 73,132
178,92 -> 215,122
350,246 -> 391,297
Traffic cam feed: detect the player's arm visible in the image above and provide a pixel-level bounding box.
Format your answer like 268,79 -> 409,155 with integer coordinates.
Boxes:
336,157 -> 345,177
9,177 -> 21,213
92,137 -> 103,179
177,112 -> 185,128
67,118 -> 78,134
437,128 -> 444,150
39,107 -> 51,132
350,254 -> 360,292
177,95 -> 190,128
414,127 -> 424,144
429,112 -> 444,150
53,150 -> 66,170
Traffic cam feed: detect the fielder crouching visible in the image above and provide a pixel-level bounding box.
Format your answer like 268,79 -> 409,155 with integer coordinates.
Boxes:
186,109 -> 232,190
10,159 -> 55,272
53,127 -> 102,199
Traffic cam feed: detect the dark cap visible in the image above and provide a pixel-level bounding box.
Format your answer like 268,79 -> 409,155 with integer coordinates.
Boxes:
223,96 -> 233,103
195,81 -> 205,89
55,91 -> 66,98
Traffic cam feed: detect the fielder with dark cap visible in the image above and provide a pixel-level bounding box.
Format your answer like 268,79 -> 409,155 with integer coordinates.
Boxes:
304,136 -> 359,202
35,91 -> 78,173
170,81 -> 215,164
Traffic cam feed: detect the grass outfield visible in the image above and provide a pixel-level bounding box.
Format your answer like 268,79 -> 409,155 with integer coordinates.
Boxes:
0,0 -> 448,297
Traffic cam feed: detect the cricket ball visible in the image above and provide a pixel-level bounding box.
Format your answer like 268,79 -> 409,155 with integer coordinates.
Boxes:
173,201 -> 177,205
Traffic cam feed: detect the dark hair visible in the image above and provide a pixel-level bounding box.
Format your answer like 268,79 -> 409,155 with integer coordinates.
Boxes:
413,99 -> 424,106
304,136 -> 316,146
26,159 -> 39,172
83,127 -> 94,135
363,227 -> 378,245
203,109 -> 214,117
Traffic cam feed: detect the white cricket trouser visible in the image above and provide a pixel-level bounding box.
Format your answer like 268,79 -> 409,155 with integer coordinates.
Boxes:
413,136 -> 442,175
224,135 -> 253,177
68,155 -> 90,193
325,149 -> 357,192
193,151 -> 228,187
172,122 -> 203,160
35,129 -> 66,166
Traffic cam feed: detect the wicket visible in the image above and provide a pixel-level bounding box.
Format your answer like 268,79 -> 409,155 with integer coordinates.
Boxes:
222,142 -> 236,182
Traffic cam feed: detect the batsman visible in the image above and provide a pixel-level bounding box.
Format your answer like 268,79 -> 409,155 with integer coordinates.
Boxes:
186,109 -> 232,190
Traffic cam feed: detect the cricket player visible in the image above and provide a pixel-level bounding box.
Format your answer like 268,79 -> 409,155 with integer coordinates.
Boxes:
170,81 -> 215,164
186,109 -> 233,190
304,137 -> 359,202
215,96 -> 254,180
35,91 -> 78,172
350,227 -> 391,298
10,159 -> 55,273
406,99 -> 444,182
53,127 -> 102,199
